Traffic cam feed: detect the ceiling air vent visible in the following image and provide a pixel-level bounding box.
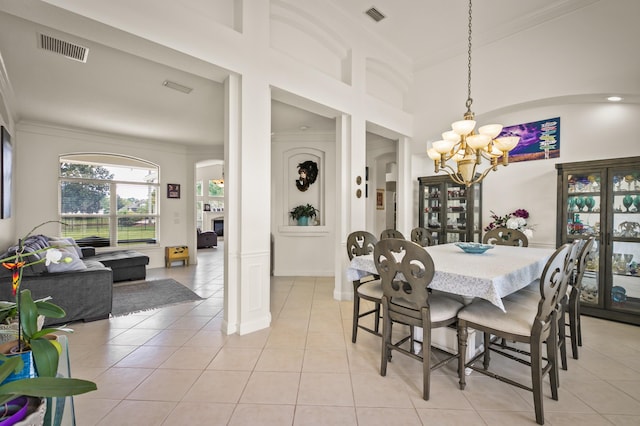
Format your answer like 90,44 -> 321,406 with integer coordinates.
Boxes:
365,7 -> 386,22
38,33 -> 89,63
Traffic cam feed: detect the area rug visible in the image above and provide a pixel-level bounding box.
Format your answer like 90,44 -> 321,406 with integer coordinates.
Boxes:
111,278 -> 203,316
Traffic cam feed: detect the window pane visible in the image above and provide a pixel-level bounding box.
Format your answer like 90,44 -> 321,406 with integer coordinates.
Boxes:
117,217 -> 157,245
116,184 -> 157,214
61,217 -> 111,245
196,181 -> 203,196
60,163 -> 115,180
196,201 -> 203,229
61,181 -> 110,214
209,180 -> 224,196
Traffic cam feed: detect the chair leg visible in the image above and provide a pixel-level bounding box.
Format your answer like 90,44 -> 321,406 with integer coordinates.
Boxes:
458,324 -> 467,390
373,302 -> 381,334
421,312 -> 431,401
577,303 -> 583,347
352,294 -> 361,343
483,333 -> 491,369
568,304 -> 579,360
380,305 -> 391,376
547,329 -> 559,401
531,339 -> 546,425
558,307 -> 568,371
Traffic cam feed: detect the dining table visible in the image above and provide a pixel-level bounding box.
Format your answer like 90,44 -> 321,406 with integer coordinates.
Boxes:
346,242 -> 556,312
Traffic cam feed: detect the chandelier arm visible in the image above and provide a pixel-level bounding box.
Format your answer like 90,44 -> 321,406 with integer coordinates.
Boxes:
438,163 -> 467,186
469,163 -> 497,186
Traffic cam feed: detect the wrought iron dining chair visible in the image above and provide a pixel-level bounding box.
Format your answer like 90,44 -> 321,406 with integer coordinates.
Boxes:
380,229 -> 405,240
562,237 -> 595,361
410,226 -> 433,247
374,238 -> 464,400
346,231 -> 383,343
483,227 -> 529,247
457,242 -> 574,425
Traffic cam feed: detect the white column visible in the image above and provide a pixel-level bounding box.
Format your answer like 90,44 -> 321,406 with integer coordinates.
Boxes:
223,73 -> 272,335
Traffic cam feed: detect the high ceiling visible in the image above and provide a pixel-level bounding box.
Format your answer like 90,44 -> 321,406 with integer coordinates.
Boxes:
0,1 -> 596,147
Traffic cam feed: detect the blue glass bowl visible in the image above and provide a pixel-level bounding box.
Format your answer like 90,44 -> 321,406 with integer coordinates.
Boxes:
455,242 -> 495,254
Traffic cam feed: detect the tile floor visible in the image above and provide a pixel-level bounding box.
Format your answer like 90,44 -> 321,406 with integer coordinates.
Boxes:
68,243 -> 640,425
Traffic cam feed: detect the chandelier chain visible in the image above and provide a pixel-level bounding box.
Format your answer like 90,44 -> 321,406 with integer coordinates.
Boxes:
466,0 -> 473,113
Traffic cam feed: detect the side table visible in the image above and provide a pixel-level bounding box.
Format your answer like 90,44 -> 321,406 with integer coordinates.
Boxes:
165,246 -> 189,268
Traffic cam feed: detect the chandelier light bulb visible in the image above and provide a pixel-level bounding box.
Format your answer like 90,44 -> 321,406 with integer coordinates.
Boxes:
432,139 -> 455,154
451,119 -> 476,136
478,124 -> 503,139
427,148 -> 441,160
494,136 -> 520,152
466,134 -> 491,150
442,130 -> 461,143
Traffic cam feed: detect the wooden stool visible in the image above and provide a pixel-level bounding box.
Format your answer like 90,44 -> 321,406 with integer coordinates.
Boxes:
165,246 -> 189,268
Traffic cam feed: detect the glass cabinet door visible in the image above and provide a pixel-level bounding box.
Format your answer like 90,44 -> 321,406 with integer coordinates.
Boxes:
421,182 -> 442,245
444,182 -> 467,243
609,169 -> 640,315
565,172 -> 604,307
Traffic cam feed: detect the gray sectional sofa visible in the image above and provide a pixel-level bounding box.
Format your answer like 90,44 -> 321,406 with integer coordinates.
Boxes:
0,235 -> 150,325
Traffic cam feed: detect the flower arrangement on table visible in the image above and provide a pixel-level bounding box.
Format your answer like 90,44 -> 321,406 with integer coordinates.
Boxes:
0,221 -> 96,422
484,209 -> 534,239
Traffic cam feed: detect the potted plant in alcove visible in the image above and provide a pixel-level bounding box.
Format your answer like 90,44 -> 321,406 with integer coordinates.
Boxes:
289,204 -> 319,226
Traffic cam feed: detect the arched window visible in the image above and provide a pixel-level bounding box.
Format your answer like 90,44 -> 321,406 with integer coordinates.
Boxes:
59,153 -> 159,247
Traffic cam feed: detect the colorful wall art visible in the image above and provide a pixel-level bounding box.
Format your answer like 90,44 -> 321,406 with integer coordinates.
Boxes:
499,117 -> 560,163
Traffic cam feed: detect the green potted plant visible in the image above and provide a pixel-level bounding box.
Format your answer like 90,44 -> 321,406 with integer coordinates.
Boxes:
0,221 -> 97,423
0,289 -> 97,425
289,203 -> 319,226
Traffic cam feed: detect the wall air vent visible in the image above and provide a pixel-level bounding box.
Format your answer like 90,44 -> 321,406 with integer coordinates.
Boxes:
365,7 -> 386,22
38,33 -> 89,63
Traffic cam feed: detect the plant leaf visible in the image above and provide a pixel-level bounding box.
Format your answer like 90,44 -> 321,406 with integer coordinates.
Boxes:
0,377 -> 97,402
19,290 -> 38,338
0,355 -> 24,383
30,338 -> 59,378
35,300 -> 66,319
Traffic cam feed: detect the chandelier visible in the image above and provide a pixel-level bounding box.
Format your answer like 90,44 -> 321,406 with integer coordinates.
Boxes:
427,0 -> 520,187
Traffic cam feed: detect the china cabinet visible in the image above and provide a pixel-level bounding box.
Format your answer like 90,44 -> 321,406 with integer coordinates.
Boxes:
556,156 -> 640,325
417,176 -> 481,245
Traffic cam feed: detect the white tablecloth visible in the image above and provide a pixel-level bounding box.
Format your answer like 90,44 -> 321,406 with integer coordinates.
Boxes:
346,243 -> 555,312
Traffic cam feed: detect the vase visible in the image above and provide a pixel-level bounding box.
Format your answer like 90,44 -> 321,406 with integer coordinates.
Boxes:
297,216 -> 309,226
622,195 -> 633,212
585,196 -> 596,211
634,195 -> 640,212
1,349 -> 37,385
574,197 -> 585,211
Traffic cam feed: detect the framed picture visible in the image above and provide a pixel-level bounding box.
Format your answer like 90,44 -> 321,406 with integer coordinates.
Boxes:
167,183 -> 180,199
203,203 -> 211,211
1,126 -> 11,219
376,189 -> 385,210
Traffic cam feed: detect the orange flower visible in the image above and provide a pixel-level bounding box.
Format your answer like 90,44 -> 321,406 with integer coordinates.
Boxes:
2,261 -> 26,296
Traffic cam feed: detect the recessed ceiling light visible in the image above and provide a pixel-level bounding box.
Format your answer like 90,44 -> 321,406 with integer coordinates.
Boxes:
162,80 -> 193,94
607,96 -> 623,102
299,125 -> 309,131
